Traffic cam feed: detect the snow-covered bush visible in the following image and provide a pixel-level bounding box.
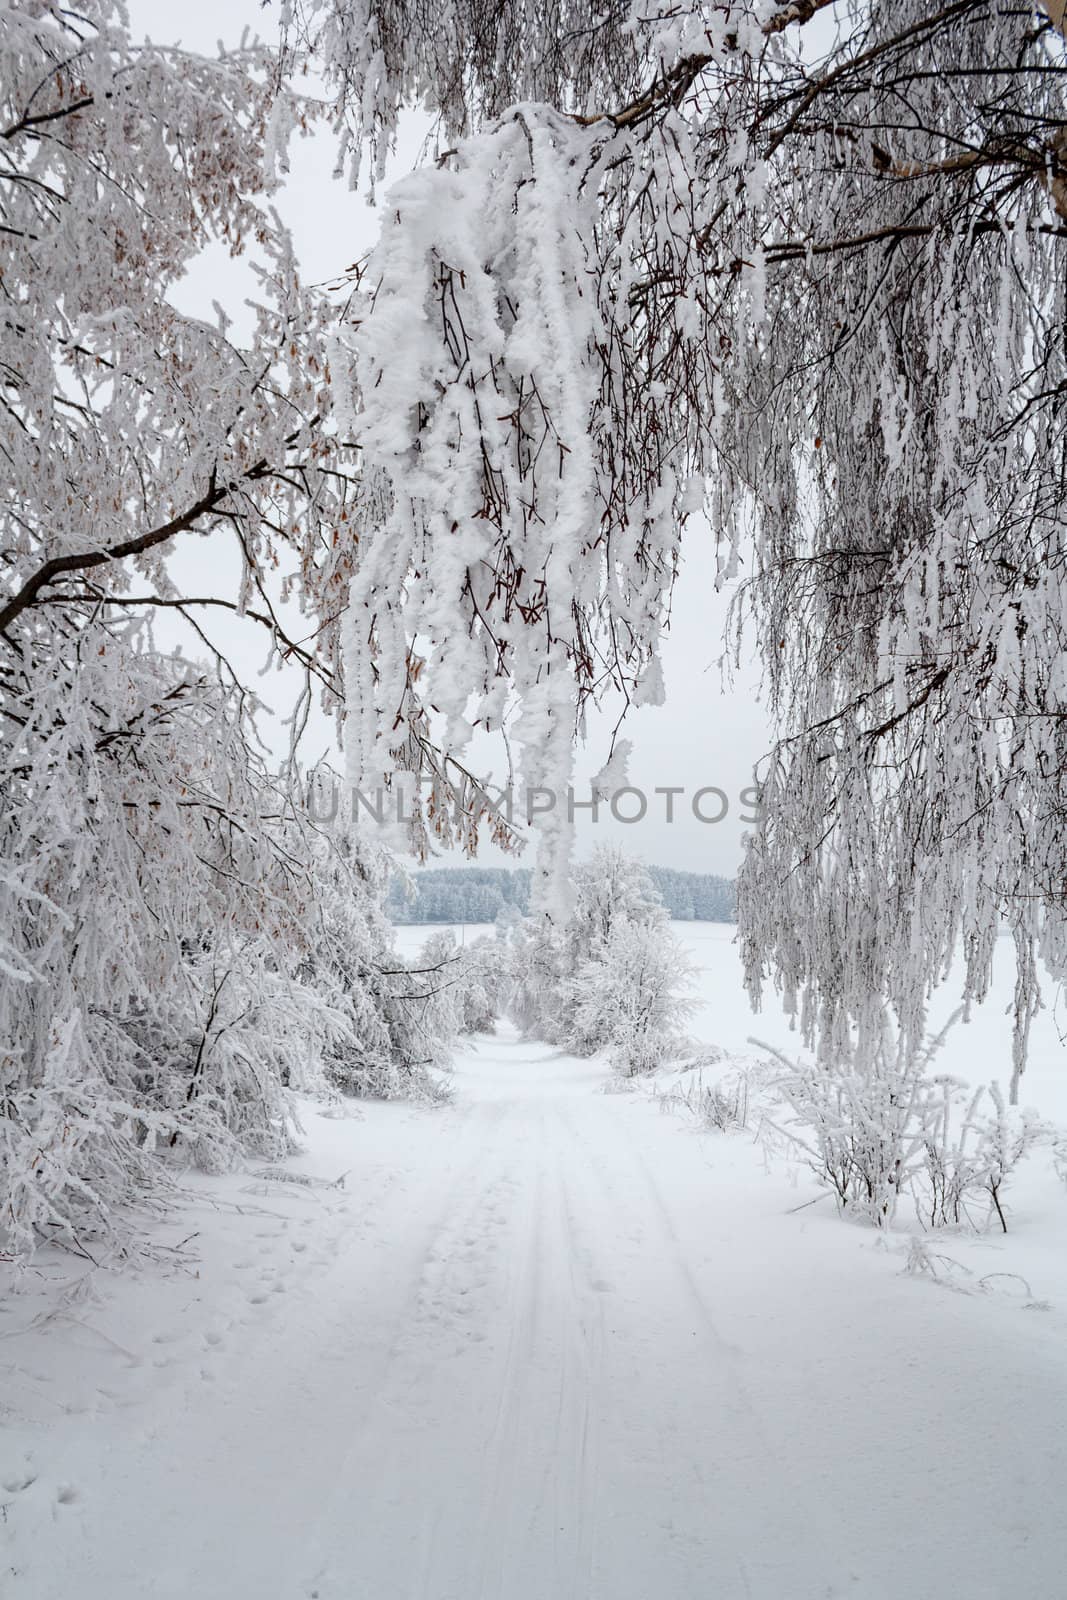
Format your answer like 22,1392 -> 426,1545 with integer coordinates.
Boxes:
1055,1135 -> 1067,1191
398,929 -> 466,1057
505,847 -> 692,1074
564,921 -> 696,1077
771,1046 -> 930,1227
662,1057 -> 763,1135
294,835 -> 452,1102
698,1073 -> 751,1135
565,848 -> 668,963
423,932 -> 511,1039
340,925 -> 509,1100
915,1081 -> 1047,1235
1,644 -> 320,1255
655,1052 -> 790,1141
454,936 -> 510,1035
507,918 -> 570,1042
762,1024 -> 1047,1231
508,846 -> 671,1050
0,634 -> 445,1259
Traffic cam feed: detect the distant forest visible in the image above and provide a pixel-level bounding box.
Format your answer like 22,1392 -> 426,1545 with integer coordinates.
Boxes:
386,866 -> 736,924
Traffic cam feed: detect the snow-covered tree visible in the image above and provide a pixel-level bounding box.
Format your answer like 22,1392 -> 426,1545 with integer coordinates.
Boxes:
566,919 -> 696,1075
0,4 -> 440,1259
391,926 -> 509,1049
306,0 -> 1066,1086
506,846 -> 688,1063
453,934 -> 511,1033
563,847 -> 668,960
294,825 -> 455,1100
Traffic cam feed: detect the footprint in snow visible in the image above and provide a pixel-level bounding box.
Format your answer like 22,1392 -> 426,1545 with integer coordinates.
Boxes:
2,1474 -> 36,1495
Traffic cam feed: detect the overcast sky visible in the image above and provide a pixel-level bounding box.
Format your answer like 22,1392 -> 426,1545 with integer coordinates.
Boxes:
130,0 -> 773,875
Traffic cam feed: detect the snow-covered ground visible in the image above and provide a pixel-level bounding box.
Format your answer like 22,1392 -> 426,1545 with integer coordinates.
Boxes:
2,925 -> 1066,1598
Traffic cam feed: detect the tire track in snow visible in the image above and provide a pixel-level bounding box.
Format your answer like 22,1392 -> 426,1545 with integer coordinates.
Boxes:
471,1105 -> 604,1600
302,1092 -> 545,1599
559,1087 -> 846,1598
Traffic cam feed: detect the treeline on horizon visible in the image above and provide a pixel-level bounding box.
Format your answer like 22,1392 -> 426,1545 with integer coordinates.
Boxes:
386,865 -> 737,925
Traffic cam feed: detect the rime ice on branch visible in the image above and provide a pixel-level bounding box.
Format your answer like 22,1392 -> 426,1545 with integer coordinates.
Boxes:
334,107 -> 685,911
308,0 -> 1067,1084
0,3 -> 443,1259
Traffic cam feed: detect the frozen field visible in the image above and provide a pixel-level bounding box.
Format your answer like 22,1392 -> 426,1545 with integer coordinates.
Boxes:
1,924 -> 1065,1599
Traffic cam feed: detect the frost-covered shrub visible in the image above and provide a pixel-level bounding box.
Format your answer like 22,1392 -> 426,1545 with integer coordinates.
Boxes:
295,839 -> 451,1103
505,848 -> 693,1074
401,930 -> 510,1046
686,1060 -> 759,1134
915,1081 -> 1047,1235
565,921 -> 696,1077
0,644 -> 438,1258
392,929 -> 465,1063
507,918 -> 569,1041
508,846 -> 671,1050
1055,1135 -> 1067,1191
454,936 -> 510,1034
655,1053 -> 781,1135
699,1075 -> 750,1134
0,656 -> 315,1256
762,1023 -> 1047,1231
773,1050 -> 928,1226
565,847 -> 668,962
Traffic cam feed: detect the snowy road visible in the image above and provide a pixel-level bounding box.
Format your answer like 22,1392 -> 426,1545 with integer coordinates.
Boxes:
4,1026 -> 1067,1599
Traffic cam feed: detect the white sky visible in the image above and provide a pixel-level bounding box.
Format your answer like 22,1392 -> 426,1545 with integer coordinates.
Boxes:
129,0 -> 772,874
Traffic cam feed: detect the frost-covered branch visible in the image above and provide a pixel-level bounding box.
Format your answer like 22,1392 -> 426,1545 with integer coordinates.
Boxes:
0,3 -> 449,1261
313,0 -> 1066,1081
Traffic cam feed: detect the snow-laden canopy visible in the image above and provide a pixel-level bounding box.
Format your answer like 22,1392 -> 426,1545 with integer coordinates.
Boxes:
293,0 -> 1067,1086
